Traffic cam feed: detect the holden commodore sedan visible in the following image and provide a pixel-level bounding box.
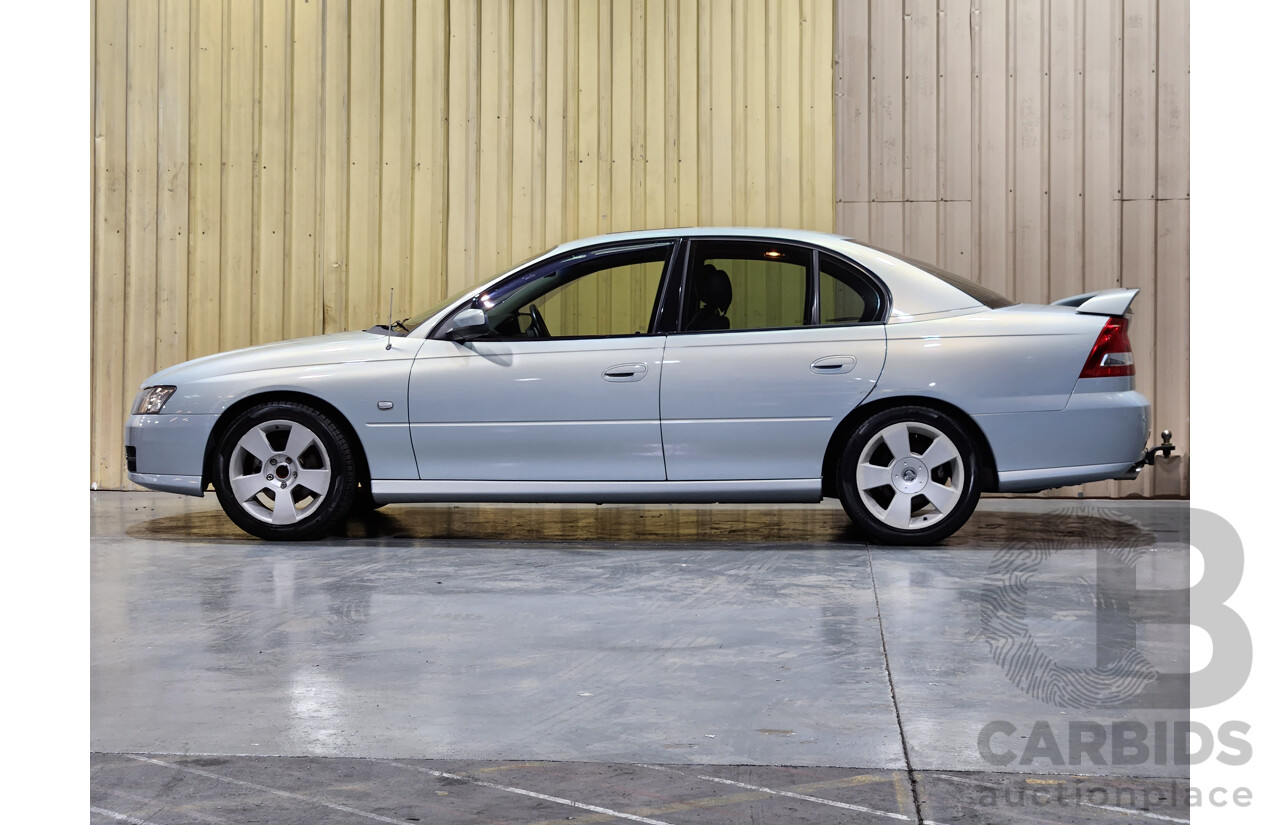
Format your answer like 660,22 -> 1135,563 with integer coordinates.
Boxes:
125,227 -> 1151,544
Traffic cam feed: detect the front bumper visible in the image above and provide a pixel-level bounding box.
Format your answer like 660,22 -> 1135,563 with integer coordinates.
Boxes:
124,413 -> 218,497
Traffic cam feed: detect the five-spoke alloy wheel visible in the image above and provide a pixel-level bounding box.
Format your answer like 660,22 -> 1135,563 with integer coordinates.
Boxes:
837,406 -> 981,545
214,401 -> 356,540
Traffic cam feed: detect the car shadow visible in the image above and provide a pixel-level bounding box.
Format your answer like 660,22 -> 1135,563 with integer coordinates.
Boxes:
943,505 -> 1165,550
124,502 -> 1160,550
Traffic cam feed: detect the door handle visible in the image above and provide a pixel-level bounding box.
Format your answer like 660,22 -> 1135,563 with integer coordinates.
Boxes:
811,355 -> 856,375
603,363 -> 648,382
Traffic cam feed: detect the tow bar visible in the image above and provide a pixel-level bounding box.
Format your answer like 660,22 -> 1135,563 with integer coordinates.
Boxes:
1136,429 -> 1177,468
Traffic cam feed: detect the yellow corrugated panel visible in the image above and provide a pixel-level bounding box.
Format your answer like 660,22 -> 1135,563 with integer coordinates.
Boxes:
91,0 -> 836,488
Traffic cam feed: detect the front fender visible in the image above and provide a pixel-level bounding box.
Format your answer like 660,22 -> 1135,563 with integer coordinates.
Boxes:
186,354 -> 423,482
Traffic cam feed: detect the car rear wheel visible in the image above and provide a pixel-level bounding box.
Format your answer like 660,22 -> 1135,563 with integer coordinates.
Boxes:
837,406 -> 981,545
213,401 -> 356,541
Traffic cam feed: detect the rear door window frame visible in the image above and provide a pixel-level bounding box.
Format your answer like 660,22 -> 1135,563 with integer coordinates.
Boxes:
659,236 -> 891,334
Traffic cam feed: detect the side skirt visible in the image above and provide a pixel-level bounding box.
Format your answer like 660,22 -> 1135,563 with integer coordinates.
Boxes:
370,478 -> 823,505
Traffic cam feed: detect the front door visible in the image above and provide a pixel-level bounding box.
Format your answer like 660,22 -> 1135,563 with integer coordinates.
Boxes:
407,241 -> 676,481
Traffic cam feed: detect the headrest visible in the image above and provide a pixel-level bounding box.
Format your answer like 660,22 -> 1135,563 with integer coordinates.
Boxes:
695,264 -> 732,312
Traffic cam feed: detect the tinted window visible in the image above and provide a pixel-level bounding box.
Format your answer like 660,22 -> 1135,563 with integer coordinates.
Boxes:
681,241 -> 811,332
466,243 -> 672,339
818,253 -> 883,324
533,258 -> 666,337
404,251 -> 549,334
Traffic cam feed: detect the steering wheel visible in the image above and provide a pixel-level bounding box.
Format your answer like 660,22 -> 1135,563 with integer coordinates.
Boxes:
525,303 -> 550,339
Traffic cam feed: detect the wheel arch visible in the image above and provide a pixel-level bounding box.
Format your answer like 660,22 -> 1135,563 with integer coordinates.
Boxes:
202,391 -> 372,492
820,395 -> 999,497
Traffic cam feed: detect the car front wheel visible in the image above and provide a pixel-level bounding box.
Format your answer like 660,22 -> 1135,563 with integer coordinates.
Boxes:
837,406 -> 981,545
213,401 -> 356,541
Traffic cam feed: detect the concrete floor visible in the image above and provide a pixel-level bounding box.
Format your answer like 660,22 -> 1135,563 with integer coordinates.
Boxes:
91,493 -> 1191,823
90,754 -> 1191,825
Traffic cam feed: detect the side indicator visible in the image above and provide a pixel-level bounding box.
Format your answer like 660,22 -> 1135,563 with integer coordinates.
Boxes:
377,401 -> 394,410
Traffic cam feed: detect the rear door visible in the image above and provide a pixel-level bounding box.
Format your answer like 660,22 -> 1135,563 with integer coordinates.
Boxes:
659,241 -> 888,481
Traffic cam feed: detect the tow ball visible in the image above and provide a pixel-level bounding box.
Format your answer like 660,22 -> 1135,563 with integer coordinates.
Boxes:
1137,429 -> 1177,467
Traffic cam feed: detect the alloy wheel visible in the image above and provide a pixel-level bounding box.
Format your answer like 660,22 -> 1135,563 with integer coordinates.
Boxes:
227,419 -> 333,526
854,420 -> 964,530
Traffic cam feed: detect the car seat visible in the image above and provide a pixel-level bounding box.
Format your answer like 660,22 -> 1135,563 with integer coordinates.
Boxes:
686,264 -> 732,331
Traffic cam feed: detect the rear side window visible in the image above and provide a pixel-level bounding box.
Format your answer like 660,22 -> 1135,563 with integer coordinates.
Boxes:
818,254 -> 883,324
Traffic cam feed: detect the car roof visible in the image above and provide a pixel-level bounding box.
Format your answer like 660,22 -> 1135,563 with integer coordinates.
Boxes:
555,226 -> 849,250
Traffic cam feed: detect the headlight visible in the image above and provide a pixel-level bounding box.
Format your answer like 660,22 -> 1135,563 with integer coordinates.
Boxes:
132,386 -> 176,415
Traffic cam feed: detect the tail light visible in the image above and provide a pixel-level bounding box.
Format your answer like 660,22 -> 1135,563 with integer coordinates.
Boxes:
1079,317 -> 1135,378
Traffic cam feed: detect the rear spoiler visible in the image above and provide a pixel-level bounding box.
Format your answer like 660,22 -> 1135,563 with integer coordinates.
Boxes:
1050,287 -> 1139,317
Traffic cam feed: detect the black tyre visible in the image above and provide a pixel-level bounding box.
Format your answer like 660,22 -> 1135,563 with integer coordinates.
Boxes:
213,401 -> 357,541
837,405 -> 981,545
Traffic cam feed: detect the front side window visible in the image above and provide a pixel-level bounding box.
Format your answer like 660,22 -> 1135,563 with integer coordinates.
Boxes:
445,242 -> 674,339
681,241 -> 811,332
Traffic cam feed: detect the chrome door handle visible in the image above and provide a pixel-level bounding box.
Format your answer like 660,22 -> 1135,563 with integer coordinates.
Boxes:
811,355 -> 856,375
603,363 -> 648,382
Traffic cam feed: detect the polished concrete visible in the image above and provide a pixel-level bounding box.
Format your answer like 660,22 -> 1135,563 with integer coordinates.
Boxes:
92,493 -> 1190,822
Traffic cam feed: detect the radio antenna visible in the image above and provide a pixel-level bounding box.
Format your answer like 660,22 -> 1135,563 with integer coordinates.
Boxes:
385,288 -> 395,350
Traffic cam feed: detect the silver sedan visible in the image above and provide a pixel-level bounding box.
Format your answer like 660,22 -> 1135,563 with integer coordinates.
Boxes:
125,228 -> 1151,544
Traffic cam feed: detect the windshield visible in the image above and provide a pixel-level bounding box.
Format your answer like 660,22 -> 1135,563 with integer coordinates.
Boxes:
397,285 -> 477,334
397,250 -> 555,333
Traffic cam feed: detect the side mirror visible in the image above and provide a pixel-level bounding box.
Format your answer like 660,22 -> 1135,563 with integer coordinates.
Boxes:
446,307 -> 489,340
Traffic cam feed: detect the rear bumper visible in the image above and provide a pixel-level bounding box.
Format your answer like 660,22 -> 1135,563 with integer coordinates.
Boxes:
997,461 -> 1141,493
124,413 -> 217,497
975,388 -> 1150,493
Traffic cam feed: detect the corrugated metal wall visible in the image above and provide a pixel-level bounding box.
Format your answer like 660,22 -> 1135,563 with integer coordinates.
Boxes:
92,0 -> 1187,496
833,0 -> 1189,497
91,0 -> 835,489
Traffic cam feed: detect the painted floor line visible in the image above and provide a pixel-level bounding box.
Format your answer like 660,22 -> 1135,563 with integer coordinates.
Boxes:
521,773 -> 897,825
510,789 -> 778,825
122,755 -> 405,824
386,760 -> 677,825
693,774 -> 927,823
106,789 -> 235,825
934,773 -> 1190,824
470,761 -> 547,774
90,806 -> 165,825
